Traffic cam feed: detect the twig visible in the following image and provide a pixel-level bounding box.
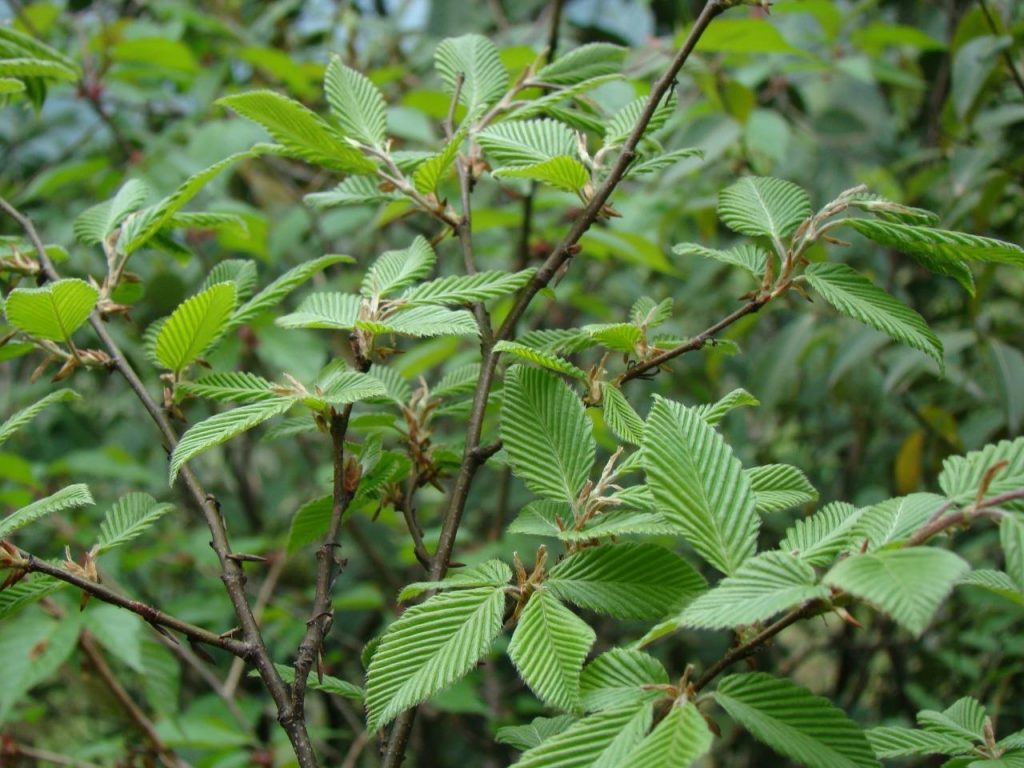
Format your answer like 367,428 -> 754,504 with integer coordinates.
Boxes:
224,550 -> 287,697
978,0 -> 1024,99
4,743 -> 102,768
0,196 -> 317,767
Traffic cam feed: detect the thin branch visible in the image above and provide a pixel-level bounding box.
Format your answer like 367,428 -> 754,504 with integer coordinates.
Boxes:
0,196 -> 317,767
225,550 -> 287,697
978,0 -> 1024,99
4,743 -> 102,768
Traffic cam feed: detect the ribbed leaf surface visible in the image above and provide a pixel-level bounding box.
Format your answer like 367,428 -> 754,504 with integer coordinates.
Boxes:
780,502 -> 864,566
804,262 -> 943,367
918,697 -> 987,741
179,372 -> 277,403
643,397 -> 759,574
201,259 -> 257,302
714,672 -> 879,768
231,254 -> 352,329
604,95 -> 674,146
434,34 -> 508,117
364,586 -> 505,731
508,590 -> 595,711
362,306 -> 479,337
957,569 -> 1024,606
0,389 -> 78,448
583,323 -> 642,352
681,551 -> 828,629
0,484 -> 93,538
362,236 -> 436,298
600,384 -> 645,446
0,26 -> 79,73
620,701 -> 713,767
851,493 -> 945,551
506,75 -> 621,121
844,218 -> 1024,267
4,278 -> 98,342
717,176 -> 811,241
169,397 -> 294,483
305,176 -> 403,208
535,43 -> 626,84
96,493 -> 173,553
494,341 -> 586,380
404,268 -> 535,306
939,437 -> 1024,508
579,648 -> 668,711
276,292 -> 362,330
746,464 -> 818,514
413,129 -> 465,194
692,388 -> 760,427
0,57 -> 77,80
398,560 -> 512,602
1002,515 -> 1024,591
495,156 -> 589,193
824,547 -> 969,636
155,283 -> 237,373
513,703 -> 653,768
547,543 -> 706,620
478,119 -> 576,166
673,242 -> 768,278
0,575 -> 65,620
324,56 -> 387,148
315,369 -> 388,407
500,366 -> 594,503
867,726 -> 973,758
496,715 -> 576,751
73,179 -> 151,244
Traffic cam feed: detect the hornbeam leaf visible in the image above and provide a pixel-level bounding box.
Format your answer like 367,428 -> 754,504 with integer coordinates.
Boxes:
362,236 -> 437,299
717,176 -> 811,242
434,34 -> 508,118
680,550 -> 829,629
178,372 -> 278,403
939,437 -> 1024,508
534,43 -> 626,84
746,464 -> 818,514
713,672 -> 879,768
494,156 -> 589,193
478,119 -> 577,166
404,268 -> 535,306
512,702 -> 654,768
850,493 -> 946,551
843,218 -> 1024,267
73,179 -> 152,244
803,262 -> 943,368
169,397 -> 295,483
324,56 -> 387,148
398,560 -> 512,603
0,389 -> 79,448
96,493 -> 174,554
364,586 -> 505,731
508,590 -> 595,711
500,366 -> 594,503
619,701 -> 713,767
600,384 -> 645,446
4,279 -> 98,342
643,397 -> 760,574
361,306 -> 479,338
305,176 -> 402,208
579,648 -> 668,711
867,726 -> 974,758
824,547 -> 969,636
780,502 -> 865,566
0,484 -> 94,538
692,388 -> 760,427
275,292 -> 363,331
917,696 -> 987,742
494,341 -> 586,380
154,283 -> 237,373
496,715 -> 577,751
232,254 -> 353,329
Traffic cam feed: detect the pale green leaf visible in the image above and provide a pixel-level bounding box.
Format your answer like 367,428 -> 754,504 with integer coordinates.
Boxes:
957,569 -> 1024,606
0,484 -> 93,538
324,56 -> 387,148
201,259 -> 258,302
0,78 -> 25,94
803,262 -> 943,367
413,129 -> 465,195
620,701 -> 713,768
0,27 -> 79,73
534,43 -> 626,84
154,283 -> 237,373
314,368 -> 388,407
398,560 -> 512,602
362,236 -> 436,298
673,242 -> 768,278
506,75 -> 622,121
843,218 -> 1024,268
0,58 -> 77,81
867,726 -> 974,758
4,278 -> 98,342
845,193 -> 939,226
275,292 -> 363,331
717,176 -> 811,242
434,34 -> 508,118
713,672 -> 879,768
512,703 -> 654,768
494,156 -> 589,193
0,389 -> 79,448
364,586 -> 505,731
600,384 -> 645,446
178,372 -> 278,403
73,179 -> 152,244
643,397 -> 760,574
746,464 -> 818,514
939,437 -> 1024,508
579,648 -> 668,711
583,323 -> 642,352
824,547 -> 969,636
692,388 -> 760,426
918,697 -> 987,742
500,366 -> 594,503
508,590 -> 595,711
169,397 -> 295,483
631,297 -> 673,329
604,95 -> 675,146
261,663 -> 364,701
478,119 -> 576,166
780,502 -> 865,566
305,176 -> 402,208
0,575 -> 65,619
362,305 -> 479,337
494,341 -> 586,380
851,493 -> 945,551
626,147 -> 704,177
404,268 -> 535,306
496,715 -> 576,750
231,254 -> 352,329
96,493 -> 174,554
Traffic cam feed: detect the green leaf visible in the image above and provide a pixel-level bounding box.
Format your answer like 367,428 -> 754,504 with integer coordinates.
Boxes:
643,397 -> 760,574
478,119 -> 577,166
305,176 -> 403,208
746,464 -> 818,514
494,341 -> 586,380
547,542 -> 706,620
494,156 -> 589,193
918,697 -> 987,742
680,551 -> 829,629
506,75 -> 622,122
169,397 -> 295,483
620,701 -> 713,767
626,147 -> 704,177
4,278 -> 98,342
96,493 -> 174,554
512,702 -> 654,768
362,236 -> 436,299
0,389 -> 79,448
0,484 -> 93,538
507,501 -> 675,541
83,603 -> 144,672
364,585 -> 505,731
534,43 -> 626,84
579,648 -> 668,711
0,57 -> 77,81
583,323 -> 642,352
413,129 -> 465,195
404,268 -> 536,306
824,547 -> 969,636
0,612 -> 82,724
605,95 -> 675,146
693,388 -> 760,426
843,216 -> 1024,267
867,726 -> 974,758
0,78 -> 25,94
497,715 -> 577,751
717,176 -> 811,242
0,575 -> 65,620
500,366 -> 594,503
324,56 -> 387,148
939,437 -> 1024,508
600,384 -> 645,446
313,368 -> 389,408
434,34 -> 509,118
780,502 -> 865,566
276,292 -> 363,331
673,242 -> 768,278
1001,515 -> 1024,591
631,297 -> 673,329
508,590 -> 595,711
851,493 -> 945,551
0,27 -> 80,73
361,306 -> 479,338
803,262 -> 943,368
713,673 -> 879,768
201,259 -> 258,302
73,179 -> 152,244
218,91 -> 375,173
261,663 -> 364,701
155,283 -> 237,373
179,372 -> 278,404
398,560 -> 512,602
845,193 -> 939,226
230,254 -> 352,329
957,569 -> 1024,606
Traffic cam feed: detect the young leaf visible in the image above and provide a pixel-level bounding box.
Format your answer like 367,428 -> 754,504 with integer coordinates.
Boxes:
231,254 -> 353,329
0,27 -> 80,73
398,560 -> 512,602
362,236 -> 436,299
631,297 -> 673,329
169,397 -> 295,483
314,368 -> 389,407
867,726 -> 974,758
824,547 -> 969,636
600,384 -> 645,446
680,551 -> 829,629
96,493 -> 174,554
643,397 -> 760,574
918,697 -> 987,742
0,484 -> 93,538
579,648 -> 668,711
546,543 -> 706,620
500,365 -> 594,504
0,58 -> 77,81
583,323 -> 642,352
746,464 -> 818,514
508,590 -> 595,711
850,493 -> 945,551
0,575 -> 65,620
0,389 -> 79,448
692,388 -> 760,427
361,306 -> 479,338
506,75 -> 621,121
218,91 -> 375,173
478,119 -> 577,166
324,56 -> 387,148
305,176 -> 403,208
494,156 -> 589,193
404,268 -> 536,306
154,283 -> 237,373
178,372 -> 278,403
201,259 -> 258,302
73,179 -> 152,244
512,702 -> 654,768
939,437 -> 1024,507
604,95 -> 675,146
619,701 -> 713,768
496,715 -> 577,751
1001,515 -> 1024,591
276,293 -> 363,331
434,34 -> 508,118
957,569 -> 1024,607
413,129 -> 465,195
842,218 -> 1024,268
803,262 -> 943,368
364,585 -> 505,731
534,43 -> 626,84
780,502 -> 865,567
713,672 -> 879,768
4,278 -> 98,342
494,341 -> 586,380
626,147 -> 704,177
717,176 -> 812,242
673,242 -> 768,279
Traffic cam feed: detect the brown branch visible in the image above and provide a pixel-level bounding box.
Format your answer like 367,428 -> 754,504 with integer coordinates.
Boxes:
0,196 -> 318,767
225,550 -> 287,698
4,743 -> 102,768
619,298 -> 768,384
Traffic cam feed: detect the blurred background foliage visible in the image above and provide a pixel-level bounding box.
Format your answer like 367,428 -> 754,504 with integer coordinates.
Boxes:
1,0 -> 1022,766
